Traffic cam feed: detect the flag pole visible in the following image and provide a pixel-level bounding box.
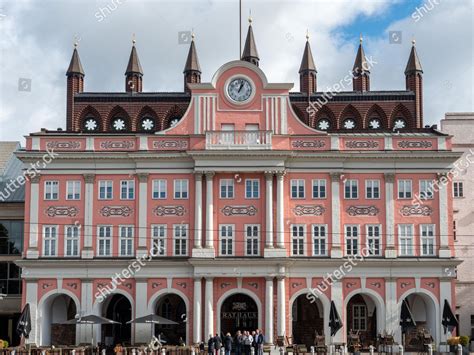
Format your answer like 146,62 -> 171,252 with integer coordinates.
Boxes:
239,0 -> 242,58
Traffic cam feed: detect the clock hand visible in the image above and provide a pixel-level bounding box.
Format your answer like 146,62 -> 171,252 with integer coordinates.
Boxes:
238,81 -> 244,93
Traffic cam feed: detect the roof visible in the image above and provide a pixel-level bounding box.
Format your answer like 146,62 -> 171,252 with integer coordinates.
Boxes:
0,142 -> 20,175
184,39 -> 201,73
405,43 -> 423,74
299,40 -> 317,73
0,142 -> 25,203
352,41 -> 370,75
241,24 -> 259,62
0,180 -> 25,202
66,47 -> 85,76
125,44 -> 143,75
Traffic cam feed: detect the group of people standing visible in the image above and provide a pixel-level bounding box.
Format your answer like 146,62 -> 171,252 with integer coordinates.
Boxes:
203,330 -> 265,355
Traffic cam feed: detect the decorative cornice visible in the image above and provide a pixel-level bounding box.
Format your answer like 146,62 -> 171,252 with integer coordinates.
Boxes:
384,173 -> 395,183
83,174 -> 95,184
137,173 -> 149,183
29,174 -> 41,184
330,172 -> 342,182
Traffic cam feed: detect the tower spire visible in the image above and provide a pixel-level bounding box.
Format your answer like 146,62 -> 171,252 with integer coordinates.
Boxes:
299,31 -> 317,94
66,41 -> 85,131
183,32 -> 201,93
404,39 -> 423,74
352,35 -> 370,92
125,36 -> 143,92
241,16 -> 259,66
66,42 -> 85,76
405,38 -> 423,127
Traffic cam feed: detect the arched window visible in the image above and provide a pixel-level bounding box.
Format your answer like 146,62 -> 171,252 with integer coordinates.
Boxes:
316,118 -> 331,131
83,116 -> 99,132
139,116 -> 156,132
368,117 -> 382,130
111,116 -> 129,132
342,118 -> 357,130
393,117 -> 407,130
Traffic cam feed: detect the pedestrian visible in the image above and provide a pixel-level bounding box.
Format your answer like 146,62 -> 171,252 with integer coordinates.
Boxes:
208,334 -> 215,355
215,333 -> 222,355
224,333 -> 233,355
235,331 -> 243,355
199,341 -> 205,354
244,331 -> 253,355
251,331 -> 257,354
255,329 -> 264,355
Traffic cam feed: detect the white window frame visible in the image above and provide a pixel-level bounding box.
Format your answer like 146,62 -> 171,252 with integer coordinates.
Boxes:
119,225 -> 134,257
420,224 -> 436,256
398,224 -> 414,256
312,179 -> 327,199
312,224 -> 327,256
66,181 -> 81,200
219,224 -> 235,256
173,224 -> 188,256
365,179 -> 380,199
453,181 -> 464,198
220,179 -> 235,199
64,225 -> 80,257
291,179 -> 305,199
245,179 -> 260,199
151,224 -> 167,256
344,180 -> 358,199
174,179 -> 189,199
98,180 -> 113,200
398,179 -> 412,199
152,179 -> 167,199
120,180 -> 135,200
419,179 -> 434,200
43,225 -> 58,257
97,225 -> 112,257
291,224 -> 306,256
245,224 -> 260,256
44,181 -> 59,200
366,224 -> 382,256
345,224 -> 359,256
352,304 -> 367,331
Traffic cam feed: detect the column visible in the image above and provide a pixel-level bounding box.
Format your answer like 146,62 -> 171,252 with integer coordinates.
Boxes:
384,173 -> 396,258
265,277 -> 274,344
194,173 -> 203,248
79,281 -> 93,344
25,281 -> 38,344
331,280 -> 344,343
27,175 -> 40,259
204,278 -> 214,339
276,172 -> 285,249
277,277 -> 286,336
82,174 -> 95,259
205,172 -> 215,249
137,173 -> 149,257
330,173 -> 342,258
438,173 -> 451,258
384,278 -> 399,343
193,278 -> 203,343
135,280 -> 149,343
265,172 -> 274,248
439,278 -> 453,344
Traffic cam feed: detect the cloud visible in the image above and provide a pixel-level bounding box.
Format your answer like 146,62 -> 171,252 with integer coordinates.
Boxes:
0,0 -> 472,143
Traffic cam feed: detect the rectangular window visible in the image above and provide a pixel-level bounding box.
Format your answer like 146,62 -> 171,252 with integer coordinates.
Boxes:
420,224 -> 436,256
291,179 -> 305,199
398,179 -> 412,199
245,224 -> 260,256
119,225 -> 134,256
453,181 -> 464,198
0,262 -> 22,295
64,225 -> 80,257
99,180 -> 113,200
366,224 -> 381,256
245,179 -> 260,199
312,224 -> 327,256
66,181 -> 81,200
312,179 -> 327,199
152,179 -> 167,199
151,225 -> 167,256
120,180 -> 135,200
291,224 -> 305,256
220,179 -> 235,199
453,220 -> 457,241
43,225 -> 58,256
344,180 -> 358,199
97,226 -> 112,257
366,180 -> 380,199
173,224 -> 188,256
0,220 -> 24,255
174,179 -> 189,199
352,304 -> 367,331
44,181 -> 59,200
420,180 -> 434,200
399,224 -> 414,256
345,225 -> 359,256
219,225 -> 234,256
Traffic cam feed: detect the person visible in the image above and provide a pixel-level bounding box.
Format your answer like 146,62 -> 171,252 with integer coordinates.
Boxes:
255,329 -> 264,355
199,341 -> 205,354
235,331 -> 243,355
208,335 -> 215,355
224,333 -> 233,355
251,331 -> 257,354
243,331 -> 253,355
215,333 -> 222,355
178,337 -> 185,347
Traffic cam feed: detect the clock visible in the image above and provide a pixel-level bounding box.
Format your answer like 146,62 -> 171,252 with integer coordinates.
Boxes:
227,77 -> 253,103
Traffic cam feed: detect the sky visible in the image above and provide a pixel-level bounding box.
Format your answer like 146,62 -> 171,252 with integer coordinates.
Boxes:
0,0 -> 472,143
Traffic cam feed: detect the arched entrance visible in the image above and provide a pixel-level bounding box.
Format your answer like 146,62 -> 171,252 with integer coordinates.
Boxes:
102,294 -> 132,346
346,294 -> 377,349
40,294 -> 77,346
291,294 -> 324,348
220,294 -> 258,336
155,294 -> 186,345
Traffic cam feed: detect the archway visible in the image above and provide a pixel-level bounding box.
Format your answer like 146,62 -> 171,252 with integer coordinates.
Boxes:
291,294 -> 324,348
102,294 -> 132,346
154,294 -> 187,345
346,294 -> 378,349
220,294 -> 259,336
40,293 -> 77,346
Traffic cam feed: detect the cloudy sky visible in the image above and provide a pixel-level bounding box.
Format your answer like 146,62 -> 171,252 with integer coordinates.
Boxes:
0,0 -> 472,143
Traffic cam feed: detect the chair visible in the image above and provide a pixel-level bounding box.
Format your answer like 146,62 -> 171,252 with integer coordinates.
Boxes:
347,330 -> 361,353
314,334 -> 327,355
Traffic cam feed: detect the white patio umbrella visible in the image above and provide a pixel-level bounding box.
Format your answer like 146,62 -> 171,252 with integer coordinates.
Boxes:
64,314 -> 120,347
127,314 -> 178,340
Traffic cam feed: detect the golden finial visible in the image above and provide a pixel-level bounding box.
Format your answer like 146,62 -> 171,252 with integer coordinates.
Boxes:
359,33 -> 363,43
132,33 -> 136,45
248,9 -> 252,23
306,29 -> 309,41
191,28 -> 195,41
412,37 -> 416,46
73,35 -> 79,48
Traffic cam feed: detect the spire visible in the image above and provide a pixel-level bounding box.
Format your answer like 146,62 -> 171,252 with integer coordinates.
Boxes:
352,34 -> 370,75
183,33 -> 201,74
241,16 -> 259,66
405,39 -> 423,75
299,31 -> 317,94
125,39 -> 143,76
66,42 -> 85,76
299,32 -> 317,73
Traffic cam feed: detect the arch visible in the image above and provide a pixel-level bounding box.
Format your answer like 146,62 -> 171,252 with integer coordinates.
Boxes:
338,104 -> 363,130
364,104 -> 388,130
135,105 -> 159,132
211,60 -> 270,89
216,288 -> 263,336
106,105 -> 132,132
161,105 -> 186,131
313,105 -> 337,131
389,103 -> 414,129
78,105 -> 103,132
103,294 -> 133,346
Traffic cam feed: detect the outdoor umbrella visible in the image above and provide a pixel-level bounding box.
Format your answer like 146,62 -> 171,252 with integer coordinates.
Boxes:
329,301 -> 342,337
442,299 -> 458,334
64,314 -> 120,346
127,314 -> 178,340
399,299 -> 417,332
16,303 -> 32,339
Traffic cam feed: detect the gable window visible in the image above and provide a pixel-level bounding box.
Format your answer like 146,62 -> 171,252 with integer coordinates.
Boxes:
366,224 -> 381,256
65,225 -> 80,257
420,224 -> 435,256
245,224 -> 260,256
151,225 -> 166,256
245,179 -> 260,199
99,180 -> 113,200
312,179 -> 326,199
120,180 -> 135,200
44,181 -> 59,200
66,181 -> 81,200
97,225 -> 112,257
399,224 -> 414,256
366,180 -> 380,199
398,179 -> 412,199
219,225 -> 234,256
119,225 -> 134,257
173,224 -> 188,256
152,179 -> 167,199
291,179 -> 305,199
312,224 -> 327,256
344,180 -> 358,199
220,179 -> 234,199
420,180 -> 434,200
345,225 -> 359,256
453,182 -> 464,198
291,224 -> 305,256
174,179 -> 189,199
43,225 -> 58,257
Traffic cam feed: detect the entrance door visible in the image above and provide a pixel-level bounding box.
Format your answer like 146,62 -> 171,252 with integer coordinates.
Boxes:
221,294 -> 258,336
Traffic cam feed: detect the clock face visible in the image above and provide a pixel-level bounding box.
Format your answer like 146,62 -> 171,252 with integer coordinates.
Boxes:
227,78 -> 253,102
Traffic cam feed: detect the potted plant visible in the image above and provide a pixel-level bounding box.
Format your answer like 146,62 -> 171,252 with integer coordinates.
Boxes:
448,337 -> 460,353
460,336 -> 470,355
